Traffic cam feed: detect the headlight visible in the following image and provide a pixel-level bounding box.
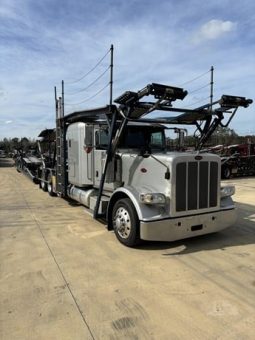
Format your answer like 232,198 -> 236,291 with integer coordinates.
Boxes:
139,193 -> 166,204
220,185 -> 235,198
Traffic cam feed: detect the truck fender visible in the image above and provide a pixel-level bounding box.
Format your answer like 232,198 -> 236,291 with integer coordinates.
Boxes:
106,187 -> 143,230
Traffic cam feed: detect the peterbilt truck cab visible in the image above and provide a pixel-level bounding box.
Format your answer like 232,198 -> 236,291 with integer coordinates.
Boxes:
66,120 -> 236,246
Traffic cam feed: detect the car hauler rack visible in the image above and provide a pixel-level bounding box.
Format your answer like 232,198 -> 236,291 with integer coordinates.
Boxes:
15,149 -> 41,183
37,128 -> 56,194
35,82 -> 252,246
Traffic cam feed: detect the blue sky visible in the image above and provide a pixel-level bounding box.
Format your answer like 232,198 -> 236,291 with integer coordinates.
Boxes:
0,0 -> 254,138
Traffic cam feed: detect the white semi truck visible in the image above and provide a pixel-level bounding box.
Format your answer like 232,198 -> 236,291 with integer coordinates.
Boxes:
36,83 -> 252,246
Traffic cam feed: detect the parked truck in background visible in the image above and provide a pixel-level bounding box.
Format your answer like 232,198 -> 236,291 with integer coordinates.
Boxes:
221,143 -> 255,179
20,83 -> 252,246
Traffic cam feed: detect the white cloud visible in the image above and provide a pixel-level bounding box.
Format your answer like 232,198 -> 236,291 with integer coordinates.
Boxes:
193,19 -> 236,43
0,1 -> 254,138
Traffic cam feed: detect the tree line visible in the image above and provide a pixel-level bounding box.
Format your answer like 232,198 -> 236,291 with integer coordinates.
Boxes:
0,137 -> 37,154
166,126 -> 255,149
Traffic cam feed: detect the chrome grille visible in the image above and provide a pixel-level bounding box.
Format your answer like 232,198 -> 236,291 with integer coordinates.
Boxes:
176,161 -> 218,212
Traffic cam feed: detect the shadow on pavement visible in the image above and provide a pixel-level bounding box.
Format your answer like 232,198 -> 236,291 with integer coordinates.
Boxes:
137,202 -> 255,254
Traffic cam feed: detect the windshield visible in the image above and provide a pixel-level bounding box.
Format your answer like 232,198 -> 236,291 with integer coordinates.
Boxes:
120,126 -> 165,150
96,125 -> 166,151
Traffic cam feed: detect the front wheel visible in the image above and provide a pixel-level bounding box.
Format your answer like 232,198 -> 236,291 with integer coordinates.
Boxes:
112,198 -> 140,247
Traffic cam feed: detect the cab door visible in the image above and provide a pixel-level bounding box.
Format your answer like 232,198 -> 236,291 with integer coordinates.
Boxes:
93,127 -> 116,190
93,127 -> 108,188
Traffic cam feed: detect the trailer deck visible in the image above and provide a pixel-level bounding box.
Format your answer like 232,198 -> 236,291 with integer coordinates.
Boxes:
1,159 -> 255,339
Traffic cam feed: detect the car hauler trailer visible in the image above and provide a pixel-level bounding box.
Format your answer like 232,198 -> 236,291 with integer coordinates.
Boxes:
15,149 -> 42,183
36,83 -> 252,246
204,143 -> 255,179
37,128 -> 56,194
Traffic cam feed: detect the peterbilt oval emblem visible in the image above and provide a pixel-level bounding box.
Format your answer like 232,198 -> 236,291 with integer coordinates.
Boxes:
195,155 -> 203,160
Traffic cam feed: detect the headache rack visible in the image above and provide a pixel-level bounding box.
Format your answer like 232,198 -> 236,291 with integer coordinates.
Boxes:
55,82 -> 252,218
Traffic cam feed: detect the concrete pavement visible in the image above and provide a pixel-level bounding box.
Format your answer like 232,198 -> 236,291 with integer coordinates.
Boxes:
1,159 -> 255,339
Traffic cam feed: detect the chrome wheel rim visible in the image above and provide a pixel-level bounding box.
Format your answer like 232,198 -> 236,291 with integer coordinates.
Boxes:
114,207 -> 131,239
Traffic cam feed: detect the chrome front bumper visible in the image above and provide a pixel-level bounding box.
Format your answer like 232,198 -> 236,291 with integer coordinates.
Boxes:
140,208 -> 236,242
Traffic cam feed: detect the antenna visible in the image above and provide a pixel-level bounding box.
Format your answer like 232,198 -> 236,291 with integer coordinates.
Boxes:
62,80 -> 65,117
109,44 -> 114,106
210,66 -> 214,112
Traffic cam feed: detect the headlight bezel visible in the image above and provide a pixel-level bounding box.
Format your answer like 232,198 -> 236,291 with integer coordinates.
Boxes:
139,193 -> 166,205
220,185 -> 235,198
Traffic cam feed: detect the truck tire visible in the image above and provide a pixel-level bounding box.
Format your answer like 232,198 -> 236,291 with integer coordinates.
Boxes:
41,180 -> 48,192
222,166 -> 231,179
112,198 -> 140,247
47,179 -> 55,196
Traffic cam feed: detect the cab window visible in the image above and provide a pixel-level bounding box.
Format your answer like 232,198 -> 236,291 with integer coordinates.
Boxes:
95,129 -> 109,149
150,131 -> 164,149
